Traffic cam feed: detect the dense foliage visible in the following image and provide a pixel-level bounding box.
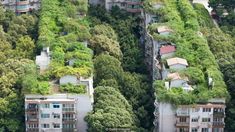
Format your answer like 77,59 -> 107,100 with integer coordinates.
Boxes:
145,0 -> 228,104
87,6 -> 154,131
0,6 -> 38,131
36,0 -> 93,93
85,86 -> 136,131
209,0 -> 235,36
194,3 -> 235,131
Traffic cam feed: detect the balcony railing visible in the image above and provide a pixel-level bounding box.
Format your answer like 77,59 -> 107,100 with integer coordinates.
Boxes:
176,112 -> 189,116
27,128 -> 39,132
62,118 -> 76,122
126,8 -> 142,13
213,122 -> 225,126
62,128 -> 77,132
26,108 -> 38,113
26,118 -> 39,122
16,1 -> 29,5
175,121 -> 189,127
213,112 -> 225,117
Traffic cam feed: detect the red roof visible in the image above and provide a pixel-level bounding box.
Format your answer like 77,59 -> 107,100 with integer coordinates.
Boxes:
160,45 -> 176,55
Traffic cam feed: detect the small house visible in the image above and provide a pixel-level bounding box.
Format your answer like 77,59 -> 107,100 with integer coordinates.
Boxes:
35,47 -> 50,72
160,45 -> 176,59
166,57 -> 188,70
166,72 -> 192,91
157,26 -> 173,36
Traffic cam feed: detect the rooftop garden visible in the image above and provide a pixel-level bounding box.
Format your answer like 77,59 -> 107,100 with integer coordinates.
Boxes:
34,0 -> 92,94
145,0 -> 229,105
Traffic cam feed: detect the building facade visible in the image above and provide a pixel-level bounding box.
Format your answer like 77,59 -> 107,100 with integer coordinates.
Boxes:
89,0 -> 143,13
154,99 -> 225,132
0,0 -> 41,14
25,94 -> 78,132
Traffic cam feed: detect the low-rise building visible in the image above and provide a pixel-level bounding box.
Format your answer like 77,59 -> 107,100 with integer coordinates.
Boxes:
35,47 -> 50,73
160,45 -> 176,59
157,26 -> 173,36
167,57 -> 188,70
1,0 -> 41,14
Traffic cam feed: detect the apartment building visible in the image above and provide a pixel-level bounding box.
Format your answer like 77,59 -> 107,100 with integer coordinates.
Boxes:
0,0 -> 40,14
154,99 -> 225,132
90,0 -> 143,13
25,94 -> 93,132
25,94 -> 78,132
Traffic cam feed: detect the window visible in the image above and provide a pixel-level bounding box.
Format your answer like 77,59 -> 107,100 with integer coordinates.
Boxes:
53,124 -> 60,128
202,128 -> 209,132
53,104 -> 60,108
202,118 -> 211,122
213,118 -> 222,122
192,108 -> 200,112
27,124 -> 38,128
179,117 -> 187,122
203,108 -> 211,112
41,124 -> 49,128
41,113 -> 50,118
63,124 -> 75,129
191,128 -> 198,132
54,114 -> 60,119
191,118 -> 198,122
41,104 -> 50,108
213,128 -> 220,132
180,128 -> 189,132
62,104 -> 74,112
214,108 -> 224,112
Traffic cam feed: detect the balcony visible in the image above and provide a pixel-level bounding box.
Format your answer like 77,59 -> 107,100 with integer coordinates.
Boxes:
213,122 -> 225,127
126,1 -> 142,5
176,112 -> 189,117
26,108 -> 38,113
27,128 -> 39,132
213,112 -> 225,117
175,121 -> 189,127
26,118 -> 39,122
62,128 -> 77,132
16,0 -> 29,5
126,8 -> 142,13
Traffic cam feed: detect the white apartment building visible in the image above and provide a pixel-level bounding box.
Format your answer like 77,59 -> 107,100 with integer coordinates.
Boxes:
154,99 -> 225,132
0,0 -> 41,14
89,0 -> 143,13
25,94 -> 93,132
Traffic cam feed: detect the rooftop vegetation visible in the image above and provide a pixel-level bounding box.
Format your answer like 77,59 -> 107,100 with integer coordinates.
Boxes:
37,0 -> 93,83
146,0 -> 229,105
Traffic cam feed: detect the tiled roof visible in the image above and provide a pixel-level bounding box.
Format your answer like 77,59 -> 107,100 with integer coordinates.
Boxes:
167,72 -> 188,81
167,57 -> 188,66
160,45 -> 176,55
157,26 -> 172,33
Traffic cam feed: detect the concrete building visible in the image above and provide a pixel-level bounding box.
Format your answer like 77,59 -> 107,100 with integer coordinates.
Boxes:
90,0 -> 143,13
154,99 -> 225,132
59,75 -> 94,100
0,0 -> 41,14
25,94 -> 93,132
36,47 -> 50,73
166,57 -> 188,70
25,94 -> 78,132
